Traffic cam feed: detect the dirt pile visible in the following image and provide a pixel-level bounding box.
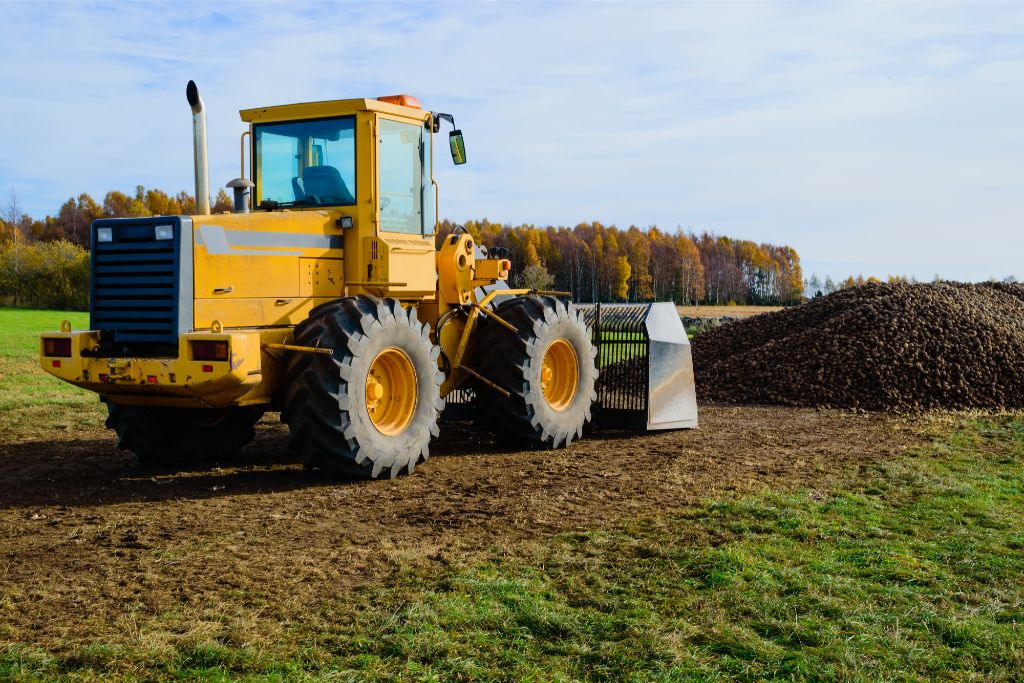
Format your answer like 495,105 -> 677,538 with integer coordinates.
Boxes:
692,282 -> 1024,411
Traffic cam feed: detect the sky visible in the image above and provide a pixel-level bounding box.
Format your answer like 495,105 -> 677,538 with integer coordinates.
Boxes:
1,1 -> 1022,282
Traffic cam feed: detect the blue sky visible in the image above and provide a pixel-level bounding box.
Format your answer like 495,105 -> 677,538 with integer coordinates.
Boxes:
1,1 -> 1022,282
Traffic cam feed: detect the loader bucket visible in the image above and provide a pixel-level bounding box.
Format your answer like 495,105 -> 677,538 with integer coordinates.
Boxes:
577,302 -> 699,431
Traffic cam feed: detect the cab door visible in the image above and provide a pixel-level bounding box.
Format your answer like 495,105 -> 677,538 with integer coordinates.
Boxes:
364,114 -> 436,297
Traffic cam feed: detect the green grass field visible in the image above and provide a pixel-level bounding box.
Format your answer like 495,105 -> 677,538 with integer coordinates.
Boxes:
0,308 -> 105,439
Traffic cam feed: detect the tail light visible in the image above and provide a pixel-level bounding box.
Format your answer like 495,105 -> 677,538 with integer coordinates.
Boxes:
43,338 -> 72,357
191,340 -> 229,361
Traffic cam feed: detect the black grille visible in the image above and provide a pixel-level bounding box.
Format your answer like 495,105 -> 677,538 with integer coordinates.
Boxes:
90,219 -> 181,345
578,303 -> 652,429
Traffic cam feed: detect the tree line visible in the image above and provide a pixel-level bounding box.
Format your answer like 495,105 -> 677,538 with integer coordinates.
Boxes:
1,186 -> 806,309
803,272 -> 1020,299
442,219 -> 804,306
0,186 -> 233,248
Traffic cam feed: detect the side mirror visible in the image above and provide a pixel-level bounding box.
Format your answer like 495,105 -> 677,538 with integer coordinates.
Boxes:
449,130 -> 467,165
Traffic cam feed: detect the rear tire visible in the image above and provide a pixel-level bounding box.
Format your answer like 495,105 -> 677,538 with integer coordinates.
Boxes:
105,403 -> 264,466
474,295 -> 597,448
280,296 -> 444,479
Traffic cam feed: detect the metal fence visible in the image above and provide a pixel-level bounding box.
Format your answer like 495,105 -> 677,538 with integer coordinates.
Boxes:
576,303 -> 652,429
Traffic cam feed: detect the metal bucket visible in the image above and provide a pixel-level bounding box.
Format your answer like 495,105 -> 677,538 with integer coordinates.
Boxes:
578,302 -> 698,431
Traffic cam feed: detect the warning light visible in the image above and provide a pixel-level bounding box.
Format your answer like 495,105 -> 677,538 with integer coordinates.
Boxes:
191,340 -> 229,361
377,94 -> 421,109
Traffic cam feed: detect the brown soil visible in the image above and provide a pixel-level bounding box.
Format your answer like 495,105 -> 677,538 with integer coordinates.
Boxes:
0,407 -> 926,651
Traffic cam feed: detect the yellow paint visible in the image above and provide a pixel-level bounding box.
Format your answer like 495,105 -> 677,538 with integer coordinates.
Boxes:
40,329 -> 267,408
192,212 -> 343,321
473,258 -> 511,282
362,234 -> 436,297
299,258 -> 343,298
240,98 -> 429,125
194,297 -> 338,330
437,232 -> 477,306
541,339 -> 579,411
365,347 -> 418,435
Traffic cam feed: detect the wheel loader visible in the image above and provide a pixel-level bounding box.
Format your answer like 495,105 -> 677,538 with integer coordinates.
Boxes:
39,82 -> 698,479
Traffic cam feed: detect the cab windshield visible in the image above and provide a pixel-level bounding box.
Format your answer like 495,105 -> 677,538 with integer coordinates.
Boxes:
254,117 -> 356,207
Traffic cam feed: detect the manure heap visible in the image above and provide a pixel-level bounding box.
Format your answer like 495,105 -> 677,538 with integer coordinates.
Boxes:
692,282 -> 1024,411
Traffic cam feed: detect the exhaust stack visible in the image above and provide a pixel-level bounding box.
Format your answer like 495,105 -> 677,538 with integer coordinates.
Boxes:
185,80 -> 210,215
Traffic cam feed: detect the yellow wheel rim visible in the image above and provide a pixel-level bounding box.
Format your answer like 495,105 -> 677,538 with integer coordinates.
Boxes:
365,348 -> 417,435
541,339 -> 578,411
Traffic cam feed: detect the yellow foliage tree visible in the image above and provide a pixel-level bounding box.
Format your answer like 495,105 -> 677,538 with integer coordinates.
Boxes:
615,255 -> 631,300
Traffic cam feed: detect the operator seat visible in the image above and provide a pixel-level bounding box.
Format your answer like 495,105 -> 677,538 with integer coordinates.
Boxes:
292,165 -> 354,204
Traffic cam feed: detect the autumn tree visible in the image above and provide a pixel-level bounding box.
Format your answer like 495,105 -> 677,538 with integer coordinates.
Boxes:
516,264 -> 555,291
56,194 -> 101,246
212,188 -> 233,213
623,226 -> 653,301
614,255 -> 631,300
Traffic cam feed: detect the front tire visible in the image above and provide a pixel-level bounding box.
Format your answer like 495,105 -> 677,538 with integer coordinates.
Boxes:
280,296 -> 444,479
105,403 -> 264,466
474,295 -> 598,448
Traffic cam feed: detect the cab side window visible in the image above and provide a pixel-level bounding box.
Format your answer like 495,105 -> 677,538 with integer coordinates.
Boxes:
378,119 -> 423,234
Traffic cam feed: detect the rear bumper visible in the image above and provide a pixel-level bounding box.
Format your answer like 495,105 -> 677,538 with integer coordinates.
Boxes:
39,330 -> 264,408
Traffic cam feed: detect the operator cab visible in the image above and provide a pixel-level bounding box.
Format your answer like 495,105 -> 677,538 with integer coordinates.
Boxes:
240,96 -> 466,238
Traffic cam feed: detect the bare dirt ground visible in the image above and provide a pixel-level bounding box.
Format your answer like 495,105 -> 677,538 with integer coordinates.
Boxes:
0,406 -> 926,652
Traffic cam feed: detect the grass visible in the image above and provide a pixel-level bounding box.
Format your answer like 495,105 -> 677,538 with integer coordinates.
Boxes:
2,415 -> 1022,681
0,307 -> 105,439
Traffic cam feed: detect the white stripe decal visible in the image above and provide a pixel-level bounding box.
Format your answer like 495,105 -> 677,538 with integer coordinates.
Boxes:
196,225 -> 342,255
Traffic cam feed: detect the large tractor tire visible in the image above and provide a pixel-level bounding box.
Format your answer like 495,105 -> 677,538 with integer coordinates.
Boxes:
280,296 -> 444,479
474,295 -> 598,448
105,403 -> 264,466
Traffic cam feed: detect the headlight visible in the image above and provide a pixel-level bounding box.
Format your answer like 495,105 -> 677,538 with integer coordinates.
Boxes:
96,227 -> 113,243
154,224 -> 174,240
43,338 -> 72,357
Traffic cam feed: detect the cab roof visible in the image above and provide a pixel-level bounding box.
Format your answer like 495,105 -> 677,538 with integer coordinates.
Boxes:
239,97 -> 429,124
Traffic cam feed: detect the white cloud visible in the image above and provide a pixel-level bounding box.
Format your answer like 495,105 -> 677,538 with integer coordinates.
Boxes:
0,0 -> 1022,282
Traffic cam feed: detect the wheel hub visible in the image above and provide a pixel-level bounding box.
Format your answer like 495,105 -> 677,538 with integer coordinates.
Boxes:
365,348 -> 418,435
541,339 -> 579,411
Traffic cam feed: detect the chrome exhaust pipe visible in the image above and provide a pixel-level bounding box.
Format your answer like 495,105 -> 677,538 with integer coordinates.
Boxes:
185,80 -> 210,215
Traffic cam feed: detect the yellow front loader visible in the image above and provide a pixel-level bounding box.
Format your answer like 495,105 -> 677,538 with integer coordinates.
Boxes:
40,82 -> 696,479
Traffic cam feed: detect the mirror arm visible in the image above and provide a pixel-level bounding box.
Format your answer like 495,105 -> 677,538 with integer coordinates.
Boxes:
432,112 -> 455,134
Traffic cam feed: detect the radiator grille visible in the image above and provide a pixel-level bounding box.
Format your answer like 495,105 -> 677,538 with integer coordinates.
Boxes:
90,220 -> 181,344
